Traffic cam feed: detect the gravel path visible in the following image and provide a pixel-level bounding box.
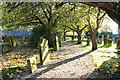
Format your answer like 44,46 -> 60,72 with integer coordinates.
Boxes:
13,42 -> 107,79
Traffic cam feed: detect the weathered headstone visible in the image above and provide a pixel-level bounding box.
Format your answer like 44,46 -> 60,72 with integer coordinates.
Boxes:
38,38 -> 50,65
104,38 -> 112,46
117,39 -> 120,49
102,35 -> 104,43
107,39 -> 112,46
27,57 -> 37,73
115,36 -> 119,43
97,36 -> 100,44
112,37 -> 115,42
55,36 -> 59,51
97,38 -> 102,44
107,35 -> 110,39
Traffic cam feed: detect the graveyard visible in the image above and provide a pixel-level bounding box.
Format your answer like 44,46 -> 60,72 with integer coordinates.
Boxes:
1,2 -> 120,79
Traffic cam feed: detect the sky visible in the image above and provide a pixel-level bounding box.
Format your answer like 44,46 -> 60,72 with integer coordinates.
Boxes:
102,15 -> 118,34
107,19 -> 118,34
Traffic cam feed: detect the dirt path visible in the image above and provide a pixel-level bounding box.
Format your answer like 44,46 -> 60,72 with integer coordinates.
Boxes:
13,42 -> 108,79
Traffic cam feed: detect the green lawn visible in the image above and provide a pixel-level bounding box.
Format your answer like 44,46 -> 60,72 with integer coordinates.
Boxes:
89,43 -> 120,78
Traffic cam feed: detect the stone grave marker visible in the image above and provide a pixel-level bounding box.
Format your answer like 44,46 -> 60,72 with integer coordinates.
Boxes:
55,36 -> 59,51
112,37 -> 115,42
98,38 -> 102,44
116,39 -> 120,53
102,35 -> 104,44
117,39 -> 120,49
38,38 -> 50,65
107,35 -> 110,39
104,38 -> 112,46
27,57 -> 37,73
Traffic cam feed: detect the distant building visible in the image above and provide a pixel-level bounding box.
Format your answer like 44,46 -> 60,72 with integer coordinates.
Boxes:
2,29 -> 32,36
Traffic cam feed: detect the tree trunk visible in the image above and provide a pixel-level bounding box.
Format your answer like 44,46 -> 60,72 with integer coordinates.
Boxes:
47,27 -> 55,47
118,24 -> 120,39
72,31 -> 75,41
77,33 -> 82,44
86,36 -> 90,46
63,30 -> 66,41
91,34 -> 97,50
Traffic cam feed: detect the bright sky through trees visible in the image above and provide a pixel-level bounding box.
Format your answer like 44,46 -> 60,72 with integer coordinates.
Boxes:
102,15 -> 118,34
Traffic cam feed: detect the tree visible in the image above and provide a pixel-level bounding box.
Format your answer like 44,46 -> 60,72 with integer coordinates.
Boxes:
56,2 -> 120,37
87,7 -> 106,50
1,2 -> 72,47
81,2 -> 120,37
61,4 -> 88,44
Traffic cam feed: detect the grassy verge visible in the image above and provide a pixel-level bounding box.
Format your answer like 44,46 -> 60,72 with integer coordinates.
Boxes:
89,43 -> 120,78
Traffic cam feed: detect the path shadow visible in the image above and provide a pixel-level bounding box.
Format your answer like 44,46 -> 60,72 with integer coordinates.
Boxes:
84,54 -> 120,79
61,41 -> 77,46
25,50 -> 95,79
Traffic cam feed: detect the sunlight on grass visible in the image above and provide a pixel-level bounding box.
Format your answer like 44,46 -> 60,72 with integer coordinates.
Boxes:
89,44 -> 118,68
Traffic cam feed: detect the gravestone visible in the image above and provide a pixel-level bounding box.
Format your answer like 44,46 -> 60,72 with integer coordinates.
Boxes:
102,35 -> 104,44
55,36 -> 59,51
107,39 -> 112,46
112,37 -> 115,42
38,38 -> 50,65
104,38 -> 112,46
98,38 -> 102,44
107,35 -> 110,39
117,39 -> 120,49
27,57 -> 37,73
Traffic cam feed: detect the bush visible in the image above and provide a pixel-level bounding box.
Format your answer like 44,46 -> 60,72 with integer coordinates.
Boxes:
29,26 -> 47,47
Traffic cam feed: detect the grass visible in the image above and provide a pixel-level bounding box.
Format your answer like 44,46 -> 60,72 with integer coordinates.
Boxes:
2,40 -> 119,78
66,40 -> 77,44
89,43 -> 120,78
98,45 -> 111,48
66,40 -> 88,45
99,55 -> 120,78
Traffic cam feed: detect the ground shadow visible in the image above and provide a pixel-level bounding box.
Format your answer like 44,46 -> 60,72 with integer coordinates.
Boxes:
24,50 -> 95,79
85,54 -> 120,79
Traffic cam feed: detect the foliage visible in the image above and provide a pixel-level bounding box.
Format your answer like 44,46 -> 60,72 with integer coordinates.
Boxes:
99,31 -> 113,39
29,26 -> 46,47
1,2 -> 74,47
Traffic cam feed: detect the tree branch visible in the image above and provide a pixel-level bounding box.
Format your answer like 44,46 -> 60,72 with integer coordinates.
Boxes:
81,2 -> 120,16
80,25 -> 88,32
41,6 -> 49,20
34,15 -> 45,26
